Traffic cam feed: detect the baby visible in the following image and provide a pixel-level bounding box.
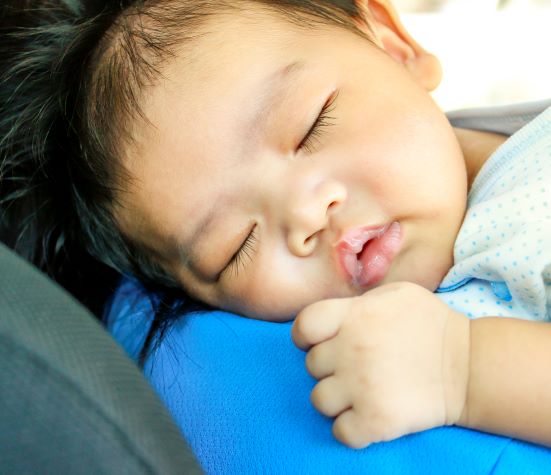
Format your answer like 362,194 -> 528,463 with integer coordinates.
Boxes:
2,0 -> 551,450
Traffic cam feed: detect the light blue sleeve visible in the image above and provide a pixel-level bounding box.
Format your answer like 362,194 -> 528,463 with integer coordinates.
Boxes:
106,277 -> 551,474
438,105 -> 551,321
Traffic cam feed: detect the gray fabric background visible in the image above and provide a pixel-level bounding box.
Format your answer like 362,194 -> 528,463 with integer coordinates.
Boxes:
0,242 -> 202,474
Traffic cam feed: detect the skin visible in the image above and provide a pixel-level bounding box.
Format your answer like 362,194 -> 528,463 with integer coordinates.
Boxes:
292,281 -> 471,448
115,0 -> 522,448
116,0 -> 505,321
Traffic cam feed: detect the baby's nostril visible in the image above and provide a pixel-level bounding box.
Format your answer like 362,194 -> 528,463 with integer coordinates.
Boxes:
304,233 -> 318,250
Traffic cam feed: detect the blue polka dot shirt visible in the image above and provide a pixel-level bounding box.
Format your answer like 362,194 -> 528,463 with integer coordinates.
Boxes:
437,105 -> 551,321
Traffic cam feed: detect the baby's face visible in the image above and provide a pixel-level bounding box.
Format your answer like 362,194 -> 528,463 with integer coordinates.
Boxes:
117,6 -> 468,321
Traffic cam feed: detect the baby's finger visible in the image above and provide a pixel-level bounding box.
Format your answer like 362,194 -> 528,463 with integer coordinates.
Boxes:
305,339 -> 338,379
311,376 -> 352,418
332,409 -> 371,449
292,298 -> 351,350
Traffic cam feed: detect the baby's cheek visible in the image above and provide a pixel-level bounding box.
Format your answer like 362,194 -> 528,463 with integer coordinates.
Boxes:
228,265 -> 348,322
228,274 -> 307,322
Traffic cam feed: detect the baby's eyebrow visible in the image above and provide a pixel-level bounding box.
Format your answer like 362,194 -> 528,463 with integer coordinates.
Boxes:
244,60 -> 307,145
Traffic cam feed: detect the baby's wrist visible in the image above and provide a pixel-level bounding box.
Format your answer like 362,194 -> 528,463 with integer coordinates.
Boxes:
442,310 -> 471,427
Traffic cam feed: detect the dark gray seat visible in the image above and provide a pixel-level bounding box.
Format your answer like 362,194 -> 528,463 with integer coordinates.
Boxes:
0,242 -> 202,474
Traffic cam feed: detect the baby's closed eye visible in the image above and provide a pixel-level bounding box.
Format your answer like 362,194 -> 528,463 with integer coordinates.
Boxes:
297,90 -> 339,154
221,224 -> 259,279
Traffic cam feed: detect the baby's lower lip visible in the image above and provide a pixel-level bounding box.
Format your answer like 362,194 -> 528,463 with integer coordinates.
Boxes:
337,222 -> 403,288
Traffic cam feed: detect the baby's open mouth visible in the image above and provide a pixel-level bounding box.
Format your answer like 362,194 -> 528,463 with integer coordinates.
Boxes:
336,222 -> 403,288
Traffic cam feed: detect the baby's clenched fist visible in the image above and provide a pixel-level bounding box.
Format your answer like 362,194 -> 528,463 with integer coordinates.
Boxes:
291,282 -> 471,449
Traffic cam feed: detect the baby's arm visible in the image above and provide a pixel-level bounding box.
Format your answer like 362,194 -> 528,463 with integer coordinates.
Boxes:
292,283 -> 551,448
458,317 -> 551,447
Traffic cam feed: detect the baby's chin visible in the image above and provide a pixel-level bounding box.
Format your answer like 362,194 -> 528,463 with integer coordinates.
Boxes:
228,289 -> 350,322
393,264 -> 451,293
382,246 -> 454,293
239,308 -> 298,323
225,297 -> 302,322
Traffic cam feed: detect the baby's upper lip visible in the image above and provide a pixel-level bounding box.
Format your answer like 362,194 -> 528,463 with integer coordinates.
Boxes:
335,224 -> 390,254
334,223 -> 391,281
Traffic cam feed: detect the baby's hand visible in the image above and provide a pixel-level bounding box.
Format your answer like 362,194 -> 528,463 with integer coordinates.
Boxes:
291,282 -> 471,449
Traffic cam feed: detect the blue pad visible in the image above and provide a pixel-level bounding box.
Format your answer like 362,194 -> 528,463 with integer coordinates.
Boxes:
107,276 -> 551,474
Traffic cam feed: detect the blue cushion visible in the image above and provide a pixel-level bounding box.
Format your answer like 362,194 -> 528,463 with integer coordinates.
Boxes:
106,276 -> 551,474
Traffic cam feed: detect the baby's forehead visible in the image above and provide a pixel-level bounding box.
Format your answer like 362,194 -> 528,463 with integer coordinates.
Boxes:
114,2 -> 373,263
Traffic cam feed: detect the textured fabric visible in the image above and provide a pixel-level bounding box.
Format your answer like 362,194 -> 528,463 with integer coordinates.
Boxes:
108,278 -> 551,474
446,99 -> 551,136
436,106 -> 551,320
0,243 -> 202,475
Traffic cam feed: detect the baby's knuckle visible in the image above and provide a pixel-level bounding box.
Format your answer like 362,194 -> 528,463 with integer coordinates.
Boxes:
333,418 -> 367,449
293,312 -> 315,339
368,409 -> 400,441
305,347 -> 315,366
311,382 -> 331,409
383,281 -> 417,294
371,421 -> 395,442
352,340 -> 370,356
332,417 -> 352,442
398,280 -> 428,297
305,348 -> 321,375
297,298 -> 330,324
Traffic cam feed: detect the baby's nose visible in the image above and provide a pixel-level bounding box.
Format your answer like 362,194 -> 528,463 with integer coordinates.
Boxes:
285,180 -> 347,257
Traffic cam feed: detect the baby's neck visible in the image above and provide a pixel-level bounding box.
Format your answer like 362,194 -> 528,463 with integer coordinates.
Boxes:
453,127 -> 508,191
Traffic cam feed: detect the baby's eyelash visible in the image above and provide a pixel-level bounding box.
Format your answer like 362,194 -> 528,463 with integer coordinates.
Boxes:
225,226 -> 258,278
297,91 -> 339,154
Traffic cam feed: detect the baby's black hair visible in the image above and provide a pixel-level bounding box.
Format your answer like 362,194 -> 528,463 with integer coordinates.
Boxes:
0,0 -> 127,315
0,0 -> 368,367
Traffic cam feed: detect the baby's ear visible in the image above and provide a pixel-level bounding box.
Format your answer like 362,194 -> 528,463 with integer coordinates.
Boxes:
354,0 -> 442,91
